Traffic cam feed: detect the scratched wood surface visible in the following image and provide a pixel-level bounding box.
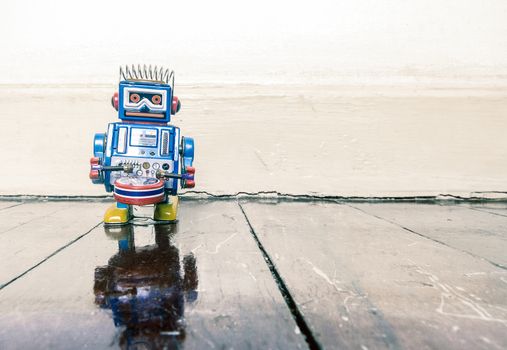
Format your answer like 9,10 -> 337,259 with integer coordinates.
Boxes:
174,201 -> 306,349
353,203 -> 507,268
240,201 -> 507,350
0,201 -> 305,349
0,201 -> 105,287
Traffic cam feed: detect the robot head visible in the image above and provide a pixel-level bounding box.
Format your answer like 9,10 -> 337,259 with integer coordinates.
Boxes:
112,65 -> 181,123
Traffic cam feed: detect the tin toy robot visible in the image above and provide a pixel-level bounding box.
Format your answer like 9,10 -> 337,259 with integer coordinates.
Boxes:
89,65 -> 195,225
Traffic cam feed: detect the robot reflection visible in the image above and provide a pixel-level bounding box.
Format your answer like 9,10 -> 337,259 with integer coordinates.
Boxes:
89,65 -> 195,224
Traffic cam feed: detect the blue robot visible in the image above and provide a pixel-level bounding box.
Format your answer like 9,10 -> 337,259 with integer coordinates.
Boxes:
89,65 -> 195,225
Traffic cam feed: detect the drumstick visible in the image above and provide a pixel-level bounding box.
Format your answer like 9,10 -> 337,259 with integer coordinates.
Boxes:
101,164 -> 135,173
156,170 -> 193,180
99,165 -> 193,180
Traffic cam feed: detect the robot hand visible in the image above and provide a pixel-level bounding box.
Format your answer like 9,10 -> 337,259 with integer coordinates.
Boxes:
181,166 -> 195,188
89,157 -> 134,180
89,157 -> 102,181
155,166 -> 195,188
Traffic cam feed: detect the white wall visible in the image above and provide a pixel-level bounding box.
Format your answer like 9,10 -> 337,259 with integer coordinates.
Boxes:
1,1 -> 507,197
1,0 -> 507,85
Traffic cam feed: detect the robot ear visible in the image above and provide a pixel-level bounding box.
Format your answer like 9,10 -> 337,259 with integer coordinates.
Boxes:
171,96 -> 181,114
111,92 -> 119,111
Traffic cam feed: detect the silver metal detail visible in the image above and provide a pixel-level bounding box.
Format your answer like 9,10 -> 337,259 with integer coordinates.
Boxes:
119,64 -> 175,86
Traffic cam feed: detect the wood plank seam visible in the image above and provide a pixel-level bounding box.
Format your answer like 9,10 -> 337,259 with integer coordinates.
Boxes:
0,221 -> 103,291
0,202 -> 25,211
6,193 -> 507,203
467,207 -> 507,219
0,207 -> 70,236
237,202 -> 323,350
346,204 -> 507,271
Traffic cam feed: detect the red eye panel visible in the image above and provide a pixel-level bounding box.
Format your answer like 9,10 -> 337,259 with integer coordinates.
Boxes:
151,95 -> 162,105
130,93 -> 140,103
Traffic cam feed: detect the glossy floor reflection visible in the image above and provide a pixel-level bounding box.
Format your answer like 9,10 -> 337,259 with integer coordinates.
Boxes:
0,201 -> 304,350
3,200 -> 504,349
94,224 -> 198,349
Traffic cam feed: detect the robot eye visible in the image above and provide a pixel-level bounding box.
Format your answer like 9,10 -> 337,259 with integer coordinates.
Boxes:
151,95 -> 162,105
130,93 -> 141,103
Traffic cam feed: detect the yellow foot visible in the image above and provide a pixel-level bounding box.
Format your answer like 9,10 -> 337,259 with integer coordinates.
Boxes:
154,196 -> 179,222
104,204 -> 130,225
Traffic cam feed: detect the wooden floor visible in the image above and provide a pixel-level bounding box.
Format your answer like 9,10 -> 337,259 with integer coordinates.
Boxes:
0,200 -> 506,349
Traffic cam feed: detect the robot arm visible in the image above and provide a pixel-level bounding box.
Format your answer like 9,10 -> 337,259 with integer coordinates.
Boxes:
93,133 -> 106,158
180,137 -> 195,189
90,133 -> 106,184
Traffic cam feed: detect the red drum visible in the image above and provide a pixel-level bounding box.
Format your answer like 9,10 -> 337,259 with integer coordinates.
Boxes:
113,177 -> 165,205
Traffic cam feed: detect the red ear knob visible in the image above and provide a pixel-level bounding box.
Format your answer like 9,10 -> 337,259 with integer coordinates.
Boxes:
184,180 -> 195,188
111,92 -> 119,111
171,96 -> 181,114
90,157 -> 100,166
185,166 -> 195,174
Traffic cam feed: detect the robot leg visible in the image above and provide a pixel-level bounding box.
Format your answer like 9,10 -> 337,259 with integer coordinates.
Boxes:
104,201 -> 132,225
154,196 -> 179,222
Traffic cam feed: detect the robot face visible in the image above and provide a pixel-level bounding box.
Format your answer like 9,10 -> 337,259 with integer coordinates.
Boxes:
118,81 -> 172,123
123,87 -> 168,117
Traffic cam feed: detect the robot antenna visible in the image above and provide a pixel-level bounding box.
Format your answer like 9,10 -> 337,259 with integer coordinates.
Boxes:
119,64 -> 174,85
